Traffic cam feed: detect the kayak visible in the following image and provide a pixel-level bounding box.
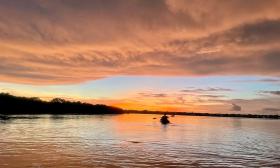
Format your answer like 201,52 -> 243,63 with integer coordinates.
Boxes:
160,118 -> 170,124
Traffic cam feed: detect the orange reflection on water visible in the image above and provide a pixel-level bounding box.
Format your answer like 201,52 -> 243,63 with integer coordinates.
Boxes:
1,114 -> 280,167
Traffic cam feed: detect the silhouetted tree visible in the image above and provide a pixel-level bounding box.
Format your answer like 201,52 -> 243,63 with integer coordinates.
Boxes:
51,98 -> 67,103
0,93 -> 123,115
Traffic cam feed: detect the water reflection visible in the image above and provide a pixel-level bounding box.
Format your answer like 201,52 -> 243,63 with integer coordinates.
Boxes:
232,118 -> 242,128
0,114 -> 279,168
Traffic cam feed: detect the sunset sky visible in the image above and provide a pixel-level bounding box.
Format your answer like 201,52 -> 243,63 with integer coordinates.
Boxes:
0,0 -> 280,114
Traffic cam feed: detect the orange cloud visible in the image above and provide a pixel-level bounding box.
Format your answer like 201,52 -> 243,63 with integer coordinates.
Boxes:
1,0 -> 280,84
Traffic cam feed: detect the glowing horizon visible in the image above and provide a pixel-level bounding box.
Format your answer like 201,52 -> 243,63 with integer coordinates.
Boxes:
1,75 -> 279,114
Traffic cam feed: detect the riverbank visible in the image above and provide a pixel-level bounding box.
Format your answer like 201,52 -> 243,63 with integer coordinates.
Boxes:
0,93 -> 123,115
124,110 -> 280,119
1,93 -> 279,119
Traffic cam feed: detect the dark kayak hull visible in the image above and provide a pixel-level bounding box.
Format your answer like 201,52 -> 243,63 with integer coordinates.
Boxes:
160,119 -> 170,124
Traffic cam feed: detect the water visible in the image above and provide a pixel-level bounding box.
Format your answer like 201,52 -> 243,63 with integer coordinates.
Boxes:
0,114 -> 279,168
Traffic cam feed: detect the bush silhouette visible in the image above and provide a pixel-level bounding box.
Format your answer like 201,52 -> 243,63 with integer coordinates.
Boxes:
0,93 -> 123,115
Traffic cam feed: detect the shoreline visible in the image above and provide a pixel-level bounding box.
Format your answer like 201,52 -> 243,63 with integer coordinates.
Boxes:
1,93 -> 279,120
124,110 -> 280,119
1,111 -> 279,120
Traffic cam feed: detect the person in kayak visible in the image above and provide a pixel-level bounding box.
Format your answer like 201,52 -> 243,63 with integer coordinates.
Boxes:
160,113 -> 170,124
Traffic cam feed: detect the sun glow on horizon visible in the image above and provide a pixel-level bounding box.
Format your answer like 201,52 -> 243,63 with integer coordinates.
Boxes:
1,75 -> 279,114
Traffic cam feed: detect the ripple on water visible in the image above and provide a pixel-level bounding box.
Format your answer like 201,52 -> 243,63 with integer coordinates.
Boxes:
0,114 -> 279,168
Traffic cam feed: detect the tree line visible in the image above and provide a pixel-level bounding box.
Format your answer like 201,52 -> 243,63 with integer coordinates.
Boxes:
0,93 -> 123,115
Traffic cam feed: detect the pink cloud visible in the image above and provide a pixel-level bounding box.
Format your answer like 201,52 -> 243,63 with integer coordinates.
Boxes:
0,0 -> 280,84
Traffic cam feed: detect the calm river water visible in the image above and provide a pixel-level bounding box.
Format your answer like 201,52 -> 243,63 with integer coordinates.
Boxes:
0,114 -> 279,168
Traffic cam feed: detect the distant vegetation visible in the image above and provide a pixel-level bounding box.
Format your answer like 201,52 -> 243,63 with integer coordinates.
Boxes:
0,93 -> 123,115
1,93 -> 279,119
125,110 -> 280,119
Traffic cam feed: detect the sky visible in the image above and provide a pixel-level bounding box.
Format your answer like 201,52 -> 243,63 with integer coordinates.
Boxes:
0,0 -> 280,114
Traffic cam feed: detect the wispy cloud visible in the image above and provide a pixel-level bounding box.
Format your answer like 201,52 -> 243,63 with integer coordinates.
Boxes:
138,93 -> 168,98
258,78 -> 280,83
231,103 -> 242,111
263,108 -> 280,113
0,0 -> 280,84
261,90 -> 280,96
181,87 -> 232,93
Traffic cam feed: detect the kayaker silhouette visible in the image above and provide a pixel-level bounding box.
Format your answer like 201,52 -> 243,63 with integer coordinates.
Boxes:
160,114 -> 170,124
